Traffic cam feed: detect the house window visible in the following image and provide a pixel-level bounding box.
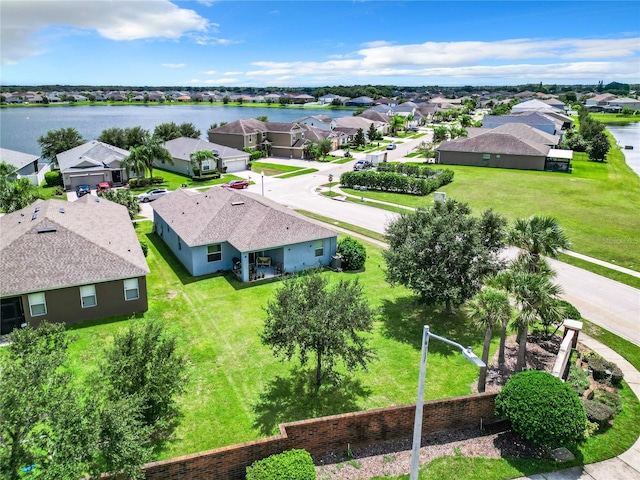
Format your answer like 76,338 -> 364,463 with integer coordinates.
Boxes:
248,134 -> 253,143
207,244 -> 222,262
123,278 -> 139,301
28,292 -> 47,316
79,285 -> 97,308
314,240 -> 324,257
482,153 -> 490,161
202,159 -> 211,171
178,237 -> 182,250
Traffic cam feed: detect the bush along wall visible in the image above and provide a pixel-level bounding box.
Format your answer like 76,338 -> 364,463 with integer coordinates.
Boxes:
128,177 -> 164,188
340,168 -> 453,196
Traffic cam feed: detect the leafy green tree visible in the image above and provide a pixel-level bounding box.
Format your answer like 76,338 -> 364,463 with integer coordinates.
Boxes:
100,322 -> 188,437
465,287 -> 512,392
432,125 -> 449,143
415,140 -> 435,160
495,370 -> 586,447
121,145 -> 148,179
222,95 -> 230,104
37,127 -> 85,167
0,173 -> 42,213
98,127 -> 127,148
448,126 -> 467,139
318,138 -> 333,160
261,269 -> 376,388
126,126 -> 151,148
587,132 -> 610,162
178,122 -> 201,139
390,115 -> 405,136
100,188 -> 140,220
354,128 -> 366,148
367,122 -> 378,141
153,122 -> 181,142
143,137 -> 173,179
336,236 -> 367,270
383,200 -> 507,314
255,115 -> 268,122
459,114 -> 473,128
190,149 -> 216,176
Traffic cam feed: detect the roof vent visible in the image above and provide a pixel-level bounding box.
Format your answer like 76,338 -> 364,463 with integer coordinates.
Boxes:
95,198 -> 100,202
59,208 -> 65,213
37,227 -> 57,234
31,213 -> 37,220
231,201 -> 245,206
34,207 -> 40,213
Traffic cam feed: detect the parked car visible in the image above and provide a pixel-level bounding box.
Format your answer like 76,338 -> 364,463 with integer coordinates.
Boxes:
222,179 -> 249,189
353,160 -> 373,171
97,182 -> 111,195
138,188 -> 168,202
75,184 -> 91,197
386,143 -> 397,150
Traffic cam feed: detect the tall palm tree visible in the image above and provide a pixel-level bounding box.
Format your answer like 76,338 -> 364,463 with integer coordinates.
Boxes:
389,115 -> 405,136
189,150 -> 216,177
507,270 -> 563,372
465,287 -> 512,392
508,216 -> 571,273
144,137 -> 173,180
122,146 -> 148,179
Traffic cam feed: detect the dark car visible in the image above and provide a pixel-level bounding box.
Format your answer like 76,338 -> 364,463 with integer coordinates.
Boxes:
75,185 -> 91,197
138,188 -> 168,202
222,179 -> 249,189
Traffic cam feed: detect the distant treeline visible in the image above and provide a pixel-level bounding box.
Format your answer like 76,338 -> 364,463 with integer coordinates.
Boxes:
1,82 -> 636,97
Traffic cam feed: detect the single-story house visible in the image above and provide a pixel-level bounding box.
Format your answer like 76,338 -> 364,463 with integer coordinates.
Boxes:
481,111 -> 560,135
436,130 -> 572,172
295,115 -> 334,131
57,140 -> 131,190
161,137 -> 250,175
0,148 -> 51,186
0,197 -> 149,335
151,188 -> 338,281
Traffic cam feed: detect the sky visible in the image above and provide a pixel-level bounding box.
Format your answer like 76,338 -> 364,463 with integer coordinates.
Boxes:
1,0 -> 639,88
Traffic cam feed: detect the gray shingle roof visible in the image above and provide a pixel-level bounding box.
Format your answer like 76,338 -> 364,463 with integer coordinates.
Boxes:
0,148 -> 40,170
209,118 -> 267,135
486,123 -> 559,146
57,141 -> 130,172
0,197 -> 149,296
151,188 -> 337,251
437,132 -> 549,156
163,137 -> 248,161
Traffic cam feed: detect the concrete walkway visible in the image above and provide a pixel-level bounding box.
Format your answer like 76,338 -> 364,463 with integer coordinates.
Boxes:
512,333 -> 640,480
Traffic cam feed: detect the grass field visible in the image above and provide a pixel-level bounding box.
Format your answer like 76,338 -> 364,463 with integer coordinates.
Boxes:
65,221 -> 494,460
338,144 -> 640,271
250,161 -> 304,176
133,168 -> 242,191
278,168 -> 318,179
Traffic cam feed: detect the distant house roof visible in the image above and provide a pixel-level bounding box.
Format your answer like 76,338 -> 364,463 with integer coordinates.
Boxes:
437,132 -> 549,157
0,148 -> 40,171
294,115 -> 333,125
482,111 -> 556,129
57,141 -> 130,172
484,123 -> 560,146
163,137 -> 248,160
511,99 -> 562,113
151,188 -> 337,252
0,197 -> 149,296
333,116 -> 375,129
358,110 -> 391,123
209,118 -> 267,135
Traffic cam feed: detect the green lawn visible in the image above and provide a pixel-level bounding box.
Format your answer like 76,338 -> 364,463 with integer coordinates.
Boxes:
278,168 -> 318,179
65,221 -> 495,460
250,161 -> 304,176
132,168 -> 242,191
338,145 -> 640,271
589,113 -> 640,124
37,184 -> 67,201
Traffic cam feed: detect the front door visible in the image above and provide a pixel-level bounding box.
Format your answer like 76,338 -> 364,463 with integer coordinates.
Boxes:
1,297 -> 25,335
112,170 -> 122,185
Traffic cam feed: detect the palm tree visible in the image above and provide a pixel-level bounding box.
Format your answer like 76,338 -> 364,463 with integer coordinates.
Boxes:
189,150 -> 215,177
508,216 -> 571,273
506,270 -> 564,372
465,287 -> 512,392
390,115 -> 405,136
144,137 -> 173,180
122,146 -> 148,179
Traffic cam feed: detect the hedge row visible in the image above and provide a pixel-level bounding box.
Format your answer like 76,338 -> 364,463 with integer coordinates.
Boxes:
192,171 -> 221,182
377,162 -> 441,178
340,169 -> 453,196
128,177 -> 164,188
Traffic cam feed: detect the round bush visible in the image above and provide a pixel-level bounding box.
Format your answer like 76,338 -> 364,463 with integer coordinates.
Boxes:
44,170 -> 63,187
592,388 -> 622,415
495,370 -> 587,447
336,237 -> 367,271
557,299 -> 581,320
246,449 -> 316,480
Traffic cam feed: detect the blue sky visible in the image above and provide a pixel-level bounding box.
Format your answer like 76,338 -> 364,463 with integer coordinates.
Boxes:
2,0 -> 639,87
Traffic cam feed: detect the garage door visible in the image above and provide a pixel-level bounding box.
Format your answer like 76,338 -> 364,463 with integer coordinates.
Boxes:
223,158 -> 248,173
69,173 -> 105,189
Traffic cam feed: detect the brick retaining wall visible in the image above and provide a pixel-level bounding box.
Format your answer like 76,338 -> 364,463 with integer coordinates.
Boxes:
140,392 -> 499,480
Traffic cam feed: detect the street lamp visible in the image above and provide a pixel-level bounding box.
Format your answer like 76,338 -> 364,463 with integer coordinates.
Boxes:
261,170 -> 264,196
410,325 -> 485,480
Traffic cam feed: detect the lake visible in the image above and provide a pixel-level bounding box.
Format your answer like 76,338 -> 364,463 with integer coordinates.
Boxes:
0,104 -> 344,155
606,123 -> 640,178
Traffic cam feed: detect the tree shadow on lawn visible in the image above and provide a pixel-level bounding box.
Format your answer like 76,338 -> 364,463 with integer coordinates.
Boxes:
379,296 -> 482,354
252,367 -> 371,437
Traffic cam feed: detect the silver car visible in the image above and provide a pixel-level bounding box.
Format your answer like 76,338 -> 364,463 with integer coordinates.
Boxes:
138,188 -> 168,202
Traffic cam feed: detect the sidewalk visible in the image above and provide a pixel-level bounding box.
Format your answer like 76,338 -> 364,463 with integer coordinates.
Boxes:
512,333 -> 640,480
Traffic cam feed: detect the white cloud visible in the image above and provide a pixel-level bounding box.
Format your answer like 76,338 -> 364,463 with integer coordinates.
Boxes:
1,0 -> 209,65
191,35 -> 239,46
186,77 -> 240,84
200,70 -> 218,75
163,63 -> 186,69
223,71 -> 243,75
361,40 -> 393,48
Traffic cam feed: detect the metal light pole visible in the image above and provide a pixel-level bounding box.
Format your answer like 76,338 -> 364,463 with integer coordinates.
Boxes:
261,170 -> 264,196
410,325 -> 485,480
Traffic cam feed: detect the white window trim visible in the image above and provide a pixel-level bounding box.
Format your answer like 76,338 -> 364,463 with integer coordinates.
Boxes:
124,278 -> 140,301
28,292 -> 47,316
207,244 -> 222,263
314,239 -> 324,257
79,285 -> 97,308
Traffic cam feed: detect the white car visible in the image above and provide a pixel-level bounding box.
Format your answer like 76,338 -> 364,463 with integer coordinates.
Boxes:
138,188 -> 168,202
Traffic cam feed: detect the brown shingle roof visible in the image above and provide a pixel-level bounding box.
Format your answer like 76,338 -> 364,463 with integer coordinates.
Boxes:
437,132 -> 549,156
0,197 -> 149,296
151,188 -> 337,251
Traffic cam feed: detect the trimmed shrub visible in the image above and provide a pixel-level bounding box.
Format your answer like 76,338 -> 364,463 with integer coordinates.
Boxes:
192,171 -> 221,182
588,356 -> 608,380
592,388 -> 622,415
557,299 -> 581,320
339,168 -> 454,196
53,186 -> 65,196
583,399 -> 614,428
246,449 -> 316,480
567,365 -> 591,395
495,370 -> 587,447
336,237 -> 367,271
140,241 -> 149,257
44,171 -> 63,187
610,366 -> 624,387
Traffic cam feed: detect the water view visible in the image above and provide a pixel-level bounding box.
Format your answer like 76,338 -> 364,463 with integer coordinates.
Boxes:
0,104 -> 344,155
607,123 -> 640,178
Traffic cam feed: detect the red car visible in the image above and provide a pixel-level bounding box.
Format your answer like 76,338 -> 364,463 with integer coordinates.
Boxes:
97,182 -> 111,195
222,179 -> 249,189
